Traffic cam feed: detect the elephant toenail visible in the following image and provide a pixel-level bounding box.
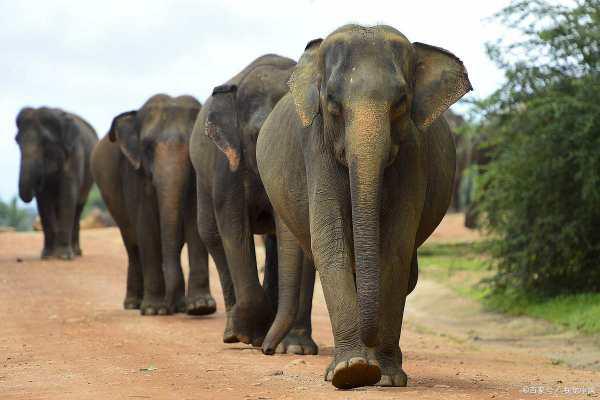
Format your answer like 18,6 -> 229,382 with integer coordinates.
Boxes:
333,361 -> 349,374
325,370 -> 333,381
287,345 -> 303,354
379,375 -> 393,386
348,357 -> 366,367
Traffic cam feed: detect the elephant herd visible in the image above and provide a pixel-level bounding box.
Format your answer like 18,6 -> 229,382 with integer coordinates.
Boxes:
14,24 -> 471,389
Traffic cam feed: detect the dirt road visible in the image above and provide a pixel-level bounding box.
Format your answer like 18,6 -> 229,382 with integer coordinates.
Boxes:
1,215 -> 598,399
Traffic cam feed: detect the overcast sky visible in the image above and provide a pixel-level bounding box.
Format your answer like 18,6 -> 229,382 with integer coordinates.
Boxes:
0,0 -> 514,202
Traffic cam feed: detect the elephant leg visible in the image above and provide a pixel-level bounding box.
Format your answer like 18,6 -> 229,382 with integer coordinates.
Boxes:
215,199 -> 272,347
262,234 -> 278,313
196,184 -> 236,341
317,248 -> 381,389
137,193 -> 167,316
54,180 -> 78,260
276,254 -> 318,355
302,158 -> 380,388
407,249 -> 418,295
71,203 -> 84,256
185,192 -> 216,316
123,241 -> 143,310
262,218 -> 303,354
373,253 -> 411,387
374,198 -> 421,387
36,191 -> 57,259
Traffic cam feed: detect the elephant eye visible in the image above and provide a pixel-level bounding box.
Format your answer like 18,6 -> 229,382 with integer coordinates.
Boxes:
391,93 -> 408,117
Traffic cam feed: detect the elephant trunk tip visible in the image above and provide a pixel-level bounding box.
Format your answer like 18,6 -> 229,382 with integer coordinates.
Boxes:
262,346 -> 276,356
19,187 -> 33,203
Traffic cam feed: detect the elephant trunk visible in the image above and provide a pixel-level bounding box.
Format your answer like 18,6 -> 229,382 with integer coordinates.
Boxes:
18,152 -> 41,203
345,101 -> 391,348
153,141 -> 190,307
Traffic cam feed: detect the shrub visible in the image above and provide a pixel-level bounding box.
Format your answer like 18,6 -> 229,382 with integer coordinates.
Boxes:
477,0 -> 600,294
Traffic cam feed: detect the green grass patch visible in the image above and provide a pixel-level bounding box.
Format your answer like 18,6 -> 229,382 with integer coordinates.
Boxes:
417,240 -> 600,335
418,241 -> 490,282
483,290 -> 600,335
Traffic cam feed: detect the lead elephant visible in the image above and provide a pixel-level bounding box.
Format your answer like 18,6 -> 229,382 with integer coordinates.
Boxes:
190,54 -> 318,353
91,94 -> 217,315
15,107 -> 98,260
257,25 -> 472,388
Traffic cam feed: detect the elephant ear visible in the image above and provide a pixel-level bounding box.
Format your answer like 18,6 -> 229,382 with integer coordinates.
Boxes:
411,42 -> 473,131
38,108 -> 76,152
205,84 -> 241,172
108,110 -> 141,170
288,38 -> 323,127
60,113 -> 79,153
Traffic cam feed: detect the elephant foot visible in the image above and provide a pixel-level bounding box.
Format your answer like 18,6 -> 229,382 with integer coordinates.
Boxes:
41,247 -> 55,259
186,292 -> 216,316
374,350 -> 408,387
223,310 -> 239,343
325,349 -> 381,389
231,293 -> 274,347
54,246 -> 75,261
123,296 -> 142,310
162,289 -> 187,314
140,297 -> 170,316
376,371 -> 408,387
174,296 -> 187,314
73,246 -> 82,257
275,328 -> 318,355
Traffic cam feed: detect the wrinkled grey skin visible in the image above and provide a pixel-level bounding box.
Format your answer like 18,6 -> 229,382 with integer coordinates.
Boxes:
15,107 -> 97,260
91,94 -> 216,316
257,25 -> 472,389
190,54 -> 318,353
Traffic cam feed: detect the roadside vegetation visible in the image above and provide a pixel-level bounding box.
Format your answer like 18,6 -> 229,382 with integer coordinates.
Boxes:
83,185 -> 107,216
418,241 -> 600,335
0,197 -> 35,231
438,0 -> 600,333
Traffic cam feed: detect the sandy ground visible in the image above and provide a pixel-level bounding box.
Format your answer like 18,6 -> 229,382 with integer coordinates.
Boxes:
1,214 -> 598,399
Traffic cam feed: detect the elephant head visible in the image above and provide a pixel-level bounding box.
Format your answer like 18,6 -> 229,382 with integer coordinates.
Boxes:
15,107 -> 79,203
108,94 -> 201,289
204,55 -> 296,175
288,25 -> 472,346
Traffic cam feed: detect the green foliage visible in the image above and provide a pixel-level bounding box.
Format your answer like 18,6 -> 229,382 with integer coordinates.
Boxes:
419,241 -> 600,334
83,185 -> 107,216
475,0 -> 600,294
0,197 -> 35,231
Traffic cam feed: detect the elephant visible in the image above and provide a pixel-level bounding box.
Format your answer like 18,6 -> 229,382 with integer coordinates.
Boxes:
15,107 -> 98,260
257,25 -> 472,389
189,54 -> 318,353
91,94 -> 217,316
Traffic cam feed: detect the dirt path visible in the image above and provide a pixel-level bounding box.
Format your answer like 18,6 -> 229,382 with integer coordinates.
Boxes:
1,215 -> 598,399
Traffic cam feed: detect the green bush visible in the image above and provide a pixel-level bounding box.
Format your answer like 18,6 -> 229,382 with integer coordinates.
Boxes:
0,197 -> 35,231
83,185 -> 107,216
476,0 -> 600,294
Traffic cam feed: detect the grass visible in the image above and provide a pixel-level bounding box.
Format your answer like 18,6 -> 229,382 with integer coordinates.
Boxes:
483,290 -> 600,335
417,241 -> 600,335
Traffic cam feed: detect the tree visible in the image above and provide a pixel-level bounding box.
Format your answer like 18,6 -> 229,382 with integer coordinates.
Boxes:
477,0 -> 600,294
0,197 -> 35,231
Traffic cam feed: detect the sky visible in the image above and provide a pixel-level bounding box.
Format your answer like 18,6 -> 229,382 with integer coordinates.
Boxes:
0,0 -> 514,202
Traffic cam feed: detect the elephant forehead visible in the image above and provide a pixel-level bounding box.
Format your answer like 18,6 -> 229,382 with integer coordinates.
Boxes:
324,25 -> 410,51
323,26 -> 414,80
